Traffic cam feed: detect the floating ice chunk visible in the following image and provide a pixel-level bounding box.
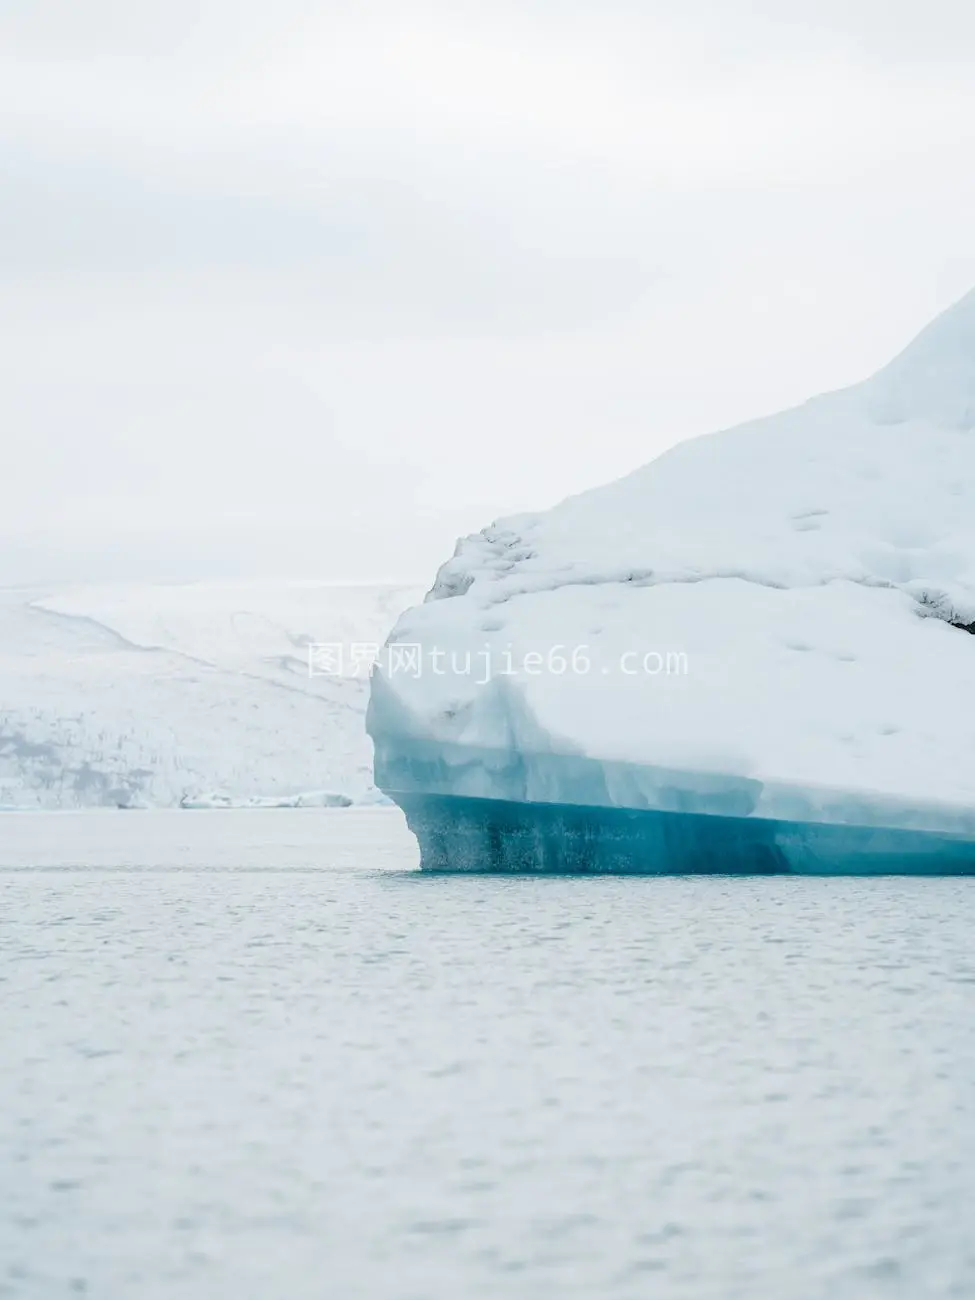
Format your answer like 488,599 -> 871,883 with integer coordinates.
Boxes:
180,790 -> 353,810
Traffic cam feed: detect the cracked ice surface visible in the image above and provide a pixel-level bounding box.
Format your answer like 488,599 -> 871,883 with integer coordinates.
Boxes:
368,290 -> 975,861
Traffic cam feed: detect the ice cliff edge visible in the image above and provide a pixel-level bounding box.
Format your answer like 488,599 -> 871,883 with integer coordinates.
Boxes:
367,290 -> 975,872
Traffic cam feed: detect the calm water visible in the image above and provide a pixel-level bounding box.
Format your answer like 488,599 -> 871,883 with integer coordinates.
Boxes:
2,809 -> 975,1300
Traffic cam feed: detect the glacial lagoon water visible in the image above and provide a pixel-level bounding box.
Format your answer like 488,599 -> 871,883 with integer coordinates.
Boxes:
2,808 -> 975,1299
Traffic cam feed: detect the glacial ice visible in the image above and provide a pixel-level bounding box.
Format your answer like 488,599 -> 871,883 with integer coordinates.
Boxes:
367,289 -> 975,872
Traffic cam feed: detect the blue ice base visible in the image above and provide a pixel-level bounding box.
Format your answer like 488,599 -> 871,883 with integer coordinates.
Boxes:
370,736 -> 975,873
394,793 -> 975,875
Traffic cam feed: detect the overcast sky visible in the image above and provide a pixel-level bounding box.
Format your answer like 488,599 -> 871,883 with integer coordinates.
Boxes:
3,0 -> 974,582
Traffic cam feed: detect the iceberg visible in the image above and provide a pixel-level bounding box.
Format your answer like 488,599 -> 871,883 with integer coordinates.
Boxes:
367,289 -> 975,872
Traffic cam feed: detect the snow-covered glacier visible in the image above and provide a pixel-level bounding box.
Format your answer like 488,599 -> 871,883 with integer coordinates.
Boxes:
367,289 -> 975,872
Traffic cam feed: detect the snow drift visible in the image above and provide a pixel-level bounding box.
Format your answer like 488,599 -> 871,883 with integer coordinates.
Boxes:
367,289 -> 975,872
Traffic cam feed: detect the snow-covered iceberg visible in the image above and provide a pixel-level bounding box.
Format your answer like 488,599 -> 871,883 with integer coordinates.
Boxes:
367,289 -> 975,872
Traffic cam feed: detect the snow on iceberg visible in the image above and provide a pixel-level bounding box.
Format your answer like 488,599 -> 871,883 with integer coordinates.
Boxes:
367,289 -> 975,873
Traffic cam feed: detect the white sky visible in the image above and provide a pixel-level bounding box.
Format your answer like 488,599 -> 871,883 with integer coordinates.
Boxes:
2,0 -> 974,581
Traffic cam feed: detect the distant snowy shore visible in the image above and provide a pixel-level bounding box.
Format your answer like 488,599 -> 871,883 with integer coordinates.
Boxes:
0,582 -> 420,810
